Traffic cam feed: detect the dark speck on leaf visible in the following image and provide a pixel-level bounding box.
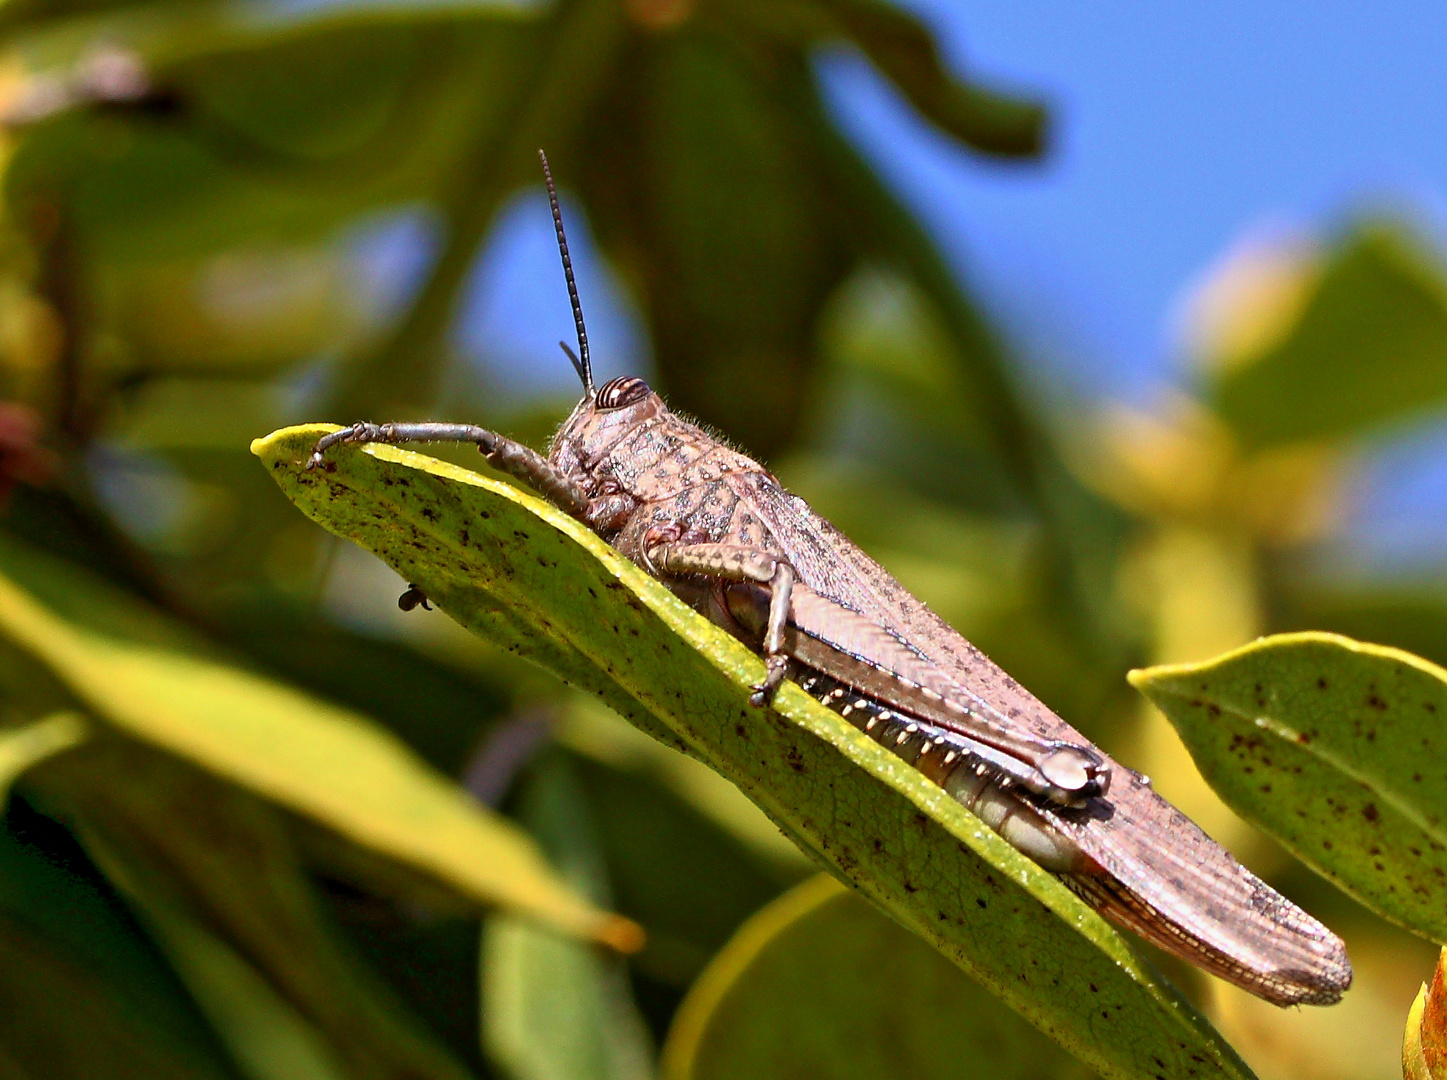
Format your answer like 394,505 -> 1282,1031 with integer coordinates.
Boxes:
1317,677 -> 1328,689
1362,803 -> 1379,823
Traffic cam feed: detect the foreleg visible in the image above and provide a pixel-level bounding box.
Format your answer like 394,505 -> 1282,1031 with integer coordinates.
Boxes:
308,422 -> 589,519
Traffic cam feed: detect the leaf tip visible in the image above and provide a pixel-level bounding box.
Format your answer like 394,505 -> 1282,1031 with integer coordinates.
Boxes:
600,915 -> 647,954
1125,667 -> 1152,690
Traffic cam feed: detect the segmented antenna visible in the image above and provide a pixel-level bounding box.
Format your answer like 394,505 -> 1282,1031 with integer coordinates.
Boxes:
538,149 -> 593,396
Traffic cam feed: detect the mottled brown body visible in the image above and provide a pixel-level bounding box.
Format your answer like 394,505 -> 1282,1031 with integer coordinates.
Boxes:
547,385 -> 1350,1005
305,152 -> 1350,1007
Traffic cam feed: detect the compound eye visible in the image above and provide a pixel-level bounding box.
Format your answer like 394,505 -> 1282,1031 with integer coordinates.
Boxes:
595,376 -> 651,410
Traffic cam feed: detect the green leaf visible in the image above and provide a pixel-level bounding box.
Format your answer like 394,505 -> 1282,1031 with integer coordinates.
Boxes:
808,0 -> 1047,157
482,753 -> 656,1080
0,909 -> 240,1080
1280,584 -> 1447,674
34,740 -> 475,1080
558,696 -> 812,874
84,838 -> 354,1080
661,874 -> 1094,1080
1211,224 -> 1447,450
579,22 -> 850,459
255,424 -> 1252,1080
0,711 -> 87,803
1130,631 -> 1447,941
0,805 -> 241,1080
568,749 -> 797,986
6,4 -> 540,263
0,536 -> 636,951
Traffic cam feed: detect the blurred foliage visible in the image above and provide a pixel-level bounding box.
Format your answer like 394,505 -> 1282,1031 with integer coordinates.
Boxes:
661,874 -> 1096,1080
0,0 -> 1442,1078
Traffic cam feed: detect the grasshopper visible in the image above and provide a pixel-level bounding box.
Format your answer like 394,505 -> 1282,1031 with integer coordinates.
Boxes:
308,152 -> 1350,1006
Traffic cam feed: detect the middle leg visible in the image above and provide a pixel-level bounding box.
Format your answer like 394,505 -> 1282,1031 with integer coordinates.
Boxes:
643,540 -> 797,706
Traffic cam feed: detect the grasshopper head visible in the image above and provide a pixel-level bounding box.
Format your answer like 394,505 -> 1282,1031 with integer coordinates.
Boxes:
551,373 -> 667,470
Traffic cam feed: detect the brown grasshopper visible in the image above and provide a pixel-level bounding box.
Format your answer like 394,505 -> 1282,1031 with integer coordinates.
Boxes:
308,152 -> 1350,1006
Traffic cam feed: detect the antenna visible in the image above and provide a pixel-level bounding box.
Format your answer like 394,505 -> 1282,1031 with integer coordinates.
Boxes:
538,149 -> 593,396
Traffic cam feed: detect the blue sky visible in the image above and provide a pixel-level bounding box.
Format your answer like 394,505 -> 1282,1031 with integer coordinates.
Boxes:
391,0 -> 1447,564
451,0 -> 1447,403
824,0 -> 1447,401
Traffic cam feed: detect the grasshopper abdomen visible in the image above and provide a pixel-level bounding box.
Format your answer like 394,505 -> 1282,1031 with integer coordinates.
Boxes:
797,666 -> 1090,874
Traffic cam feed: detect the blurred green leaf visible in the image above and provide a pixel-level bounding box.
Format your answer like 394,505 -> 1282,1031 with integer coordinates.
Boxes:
569,751 -> 796,986
578,21 -> 848,459
221,603 -> 512,776
0,536 -> 637,949
794,0 -> 1047,156
558,697 -> 810,875
86,849 -> 354,1080
483,752 -> 656,1080
1279,584 -> 1447,673
1212,225 -> 1447,450
0,800 -> 241,1080
0,911 -> 236,1080
662,873 -> 1093,1080
256,425 -> 1252,1080
1130,631 -> 1447,941
31,740 -> 477,1080
0,710 -> 86,801
5,0 -> 1057,467
6,5 -> 541,262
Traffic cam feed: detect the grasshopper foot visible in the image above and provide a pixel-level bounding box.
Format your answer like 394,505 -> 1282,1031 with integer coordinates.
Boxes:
306,422 -> 386,471
749,655 -> 790,708
398,584 -> 432,612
